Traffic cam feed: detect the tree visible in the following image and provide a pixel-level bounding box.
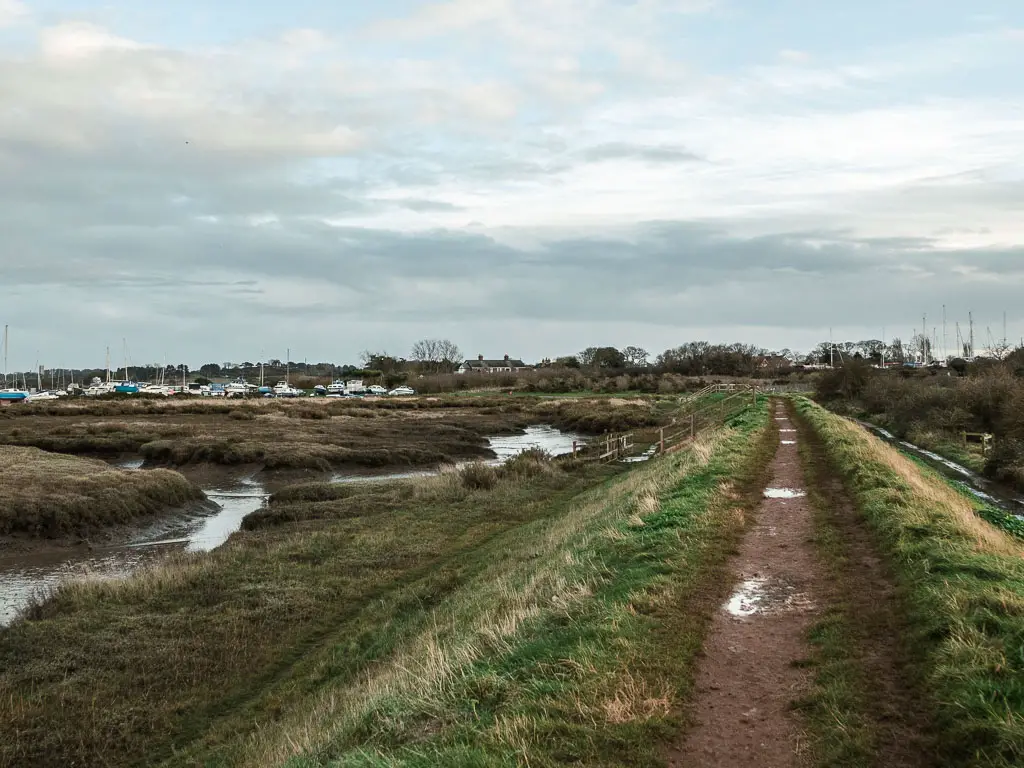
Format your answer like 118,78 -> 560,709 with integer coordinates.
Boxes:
579,346 -> 625,370
910,333 -> 932,363
621,346 -> 649,367
360,351 -> 404,374
410,339 -> 462,373
887,338 -> 905,364
554,356 -> 581,369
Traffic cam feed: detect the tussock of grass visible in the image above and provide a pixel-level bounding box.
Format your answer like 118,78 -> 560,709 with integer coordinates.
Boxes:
0,445 -> 204,538
796,397 -> 1024,767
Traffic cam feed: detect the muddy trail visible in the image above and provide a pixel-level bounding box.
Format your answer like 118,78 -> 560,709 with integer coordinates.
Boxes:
669,400 -> 935,767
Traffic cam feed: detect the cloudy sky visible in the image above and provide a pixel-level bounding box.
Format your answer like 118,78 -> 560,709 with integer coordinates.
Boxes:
2,0 -> 1023,370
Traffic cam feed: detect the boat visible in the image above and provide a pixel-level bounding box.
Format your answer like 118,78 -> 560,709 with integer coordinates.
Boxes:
139,384 -> 173,397
225,378 -> 250,398
0,325 -> 29,402
272,381 -> 301,398
327,379 -> 347,395
24,390 -> 61,402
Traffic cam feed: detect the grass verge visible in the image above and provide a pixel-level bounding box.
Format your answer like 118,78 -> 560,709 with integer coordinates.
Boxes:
0,445 -> 204,538
791,402 -> 937,768
0,403 -> 771,768
795,397 -> 1024,767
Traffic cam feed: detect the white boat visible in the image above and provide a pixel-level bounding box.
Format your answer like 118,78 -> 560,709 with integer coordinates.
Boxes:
327,379 -> 347,395
224,378 -> 254,398
388,386 -> 415,396
24,390 -> 61,402
140,384 -> 174,397
367,385 -> 387,396
273,381 -> 301,398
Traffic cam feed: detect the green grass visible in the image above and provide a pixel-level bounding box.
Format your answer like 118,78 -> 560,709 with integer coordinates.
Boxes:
0,402 -> 772,768
795,397 -> 1024,767
0,445 -> 205,538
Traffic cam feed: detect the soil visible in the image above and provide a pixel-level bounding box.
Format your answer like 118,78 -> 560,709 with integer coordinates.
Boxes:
667,401 -> 821,767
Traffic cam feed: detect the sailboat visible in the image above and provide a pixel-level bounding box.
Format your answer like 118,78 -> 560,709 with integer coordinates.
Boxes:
0,325 -> 29,402
110,339 -> 139,394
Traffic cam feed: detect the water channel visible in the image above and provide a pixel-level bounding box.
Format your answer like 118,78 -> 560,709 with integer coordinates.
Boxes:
0,426 -> 585,625
860,422 -> 1024,518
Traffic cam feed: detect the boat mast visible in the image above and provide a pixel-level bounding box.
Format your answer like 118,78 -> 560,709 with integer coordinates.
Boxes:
106,346 -> 111,383
942,305 -> 947,362
2,324 -> 7,387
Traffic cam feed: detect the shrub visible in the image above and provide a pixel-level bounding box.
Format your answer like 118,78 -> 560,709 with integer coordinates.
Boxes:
460,463 -> 498,490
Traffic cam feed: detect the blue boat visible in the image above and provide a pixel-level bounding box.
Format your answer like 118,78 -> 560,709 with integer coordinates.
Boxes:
1,325 -> 28,401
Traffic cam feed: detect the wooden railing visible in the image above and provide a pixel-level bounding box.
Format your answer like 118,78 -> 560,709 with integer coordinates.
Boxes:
570,384 -> 760,463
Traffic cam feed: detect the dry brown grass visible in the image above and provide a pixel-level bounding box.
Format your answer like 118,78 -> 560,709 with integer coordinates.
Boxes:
0,445 -> 203,538
820,411 -> 1021,558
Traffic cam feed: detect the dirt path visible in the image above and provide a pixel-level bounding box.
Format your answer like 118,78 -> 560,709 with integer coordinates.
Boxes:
667,401 -> 822,767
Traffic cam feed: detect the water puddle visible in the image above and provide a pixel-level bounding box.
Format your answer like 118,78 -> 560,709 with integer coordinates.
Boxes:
781,440 -> 797,445
780,429 -> 797,433
622,444 -> 658,464
725,576 -> 814,617
763,488 -> 807,499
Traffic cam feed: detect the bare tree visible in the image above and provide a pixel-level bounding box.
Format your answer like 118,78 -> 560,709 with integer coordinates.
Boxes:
411,339 -> 462,373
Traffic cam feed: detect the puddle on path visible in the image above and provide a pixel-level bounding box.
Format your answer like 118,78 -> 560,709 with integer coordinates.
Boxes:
781,440 -> 797,445
763,488 -> 807,499
780,429 -> 797,433
725,576 -> 814,618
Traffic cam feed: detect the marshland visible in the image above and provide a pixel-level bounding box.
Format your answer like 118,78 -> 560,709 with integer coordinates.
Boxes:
3,381 -> 1024,767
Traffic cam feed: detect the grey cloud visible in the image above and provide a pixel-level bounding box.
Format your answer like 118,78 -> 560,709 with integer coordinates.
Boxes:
580,142 -> 705,164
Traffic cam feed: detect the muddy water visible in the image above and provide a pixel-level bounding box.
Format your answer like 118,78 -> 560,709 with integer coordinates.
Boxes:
0,465 -> 270,626
1,426 -> 583,625
862,423 -> 1024,517
330,425 -> 586,483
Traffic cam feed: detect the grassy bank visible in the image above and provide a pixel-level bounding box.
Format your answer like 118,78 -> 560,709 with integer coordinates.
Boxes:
0,445 -> 204,539
818,366 -> 1024,490
0,402 -> 771,767
795,397 -> 1024,767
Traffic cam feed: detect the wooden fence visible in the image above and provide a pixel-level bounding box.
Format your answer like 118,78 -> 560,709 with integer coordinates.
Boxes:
570,384 -> 761,463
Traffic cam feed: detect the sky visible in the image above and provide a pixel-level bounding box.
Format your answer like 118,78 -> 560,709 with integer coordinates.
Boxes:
2,0 -> 1023,370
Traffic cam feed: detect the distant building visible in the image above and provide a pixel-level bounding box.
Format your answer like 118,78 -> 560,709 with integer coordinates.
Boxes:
458,354 -> 530,374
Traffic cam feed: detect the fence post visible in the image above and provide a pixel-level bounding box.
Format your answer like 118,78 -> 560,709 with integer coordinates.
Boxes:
572,440 -> 578,457
690,413 -> 695,439
752,385 -> 757,407
659,426 -> 665,454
